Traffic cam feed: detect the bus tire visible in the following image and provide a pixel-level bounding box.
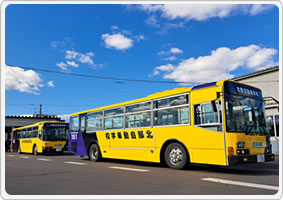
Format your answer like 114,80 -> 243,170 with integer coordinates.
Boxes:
164,142 -> 188,170
89,143 -> 100,162
18,146 -> 21,154
33,145 -> 38,156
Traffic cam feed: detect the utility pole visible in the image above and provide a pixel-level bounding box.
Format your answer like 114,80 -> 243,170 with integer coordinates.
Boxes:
40,104 -> 42,116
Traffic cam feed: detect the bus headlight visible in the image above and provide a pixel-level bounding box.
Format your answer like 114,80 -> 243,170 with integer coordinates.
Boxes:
45,142 -> 50,145
236,141 -> 245,148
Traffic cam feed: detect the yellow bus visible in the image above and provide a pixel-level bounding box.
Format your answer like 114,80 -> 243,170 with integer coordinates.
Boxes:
14,121 -> 69,155
69,80 -> 275,169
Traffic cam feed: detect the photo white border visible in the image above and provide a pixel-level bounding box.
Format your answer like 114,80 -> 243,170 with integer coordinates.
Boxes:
0,0 -> 282,199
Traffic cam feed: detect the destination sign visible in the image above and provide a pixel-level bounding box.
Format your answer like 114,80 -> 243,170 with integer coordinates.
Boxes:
225,82 -> 262,99
44,123 -> 69,128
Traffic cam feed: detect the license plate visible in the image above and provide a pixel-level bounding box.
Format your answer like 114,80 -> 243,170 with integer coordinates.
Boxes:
257,154 -> 265,163
56,148 -> 62,152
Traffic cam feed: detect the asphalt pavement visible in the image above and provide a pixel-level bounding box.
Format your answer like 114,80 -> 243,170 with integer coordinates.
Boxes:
4,152 -> 280,196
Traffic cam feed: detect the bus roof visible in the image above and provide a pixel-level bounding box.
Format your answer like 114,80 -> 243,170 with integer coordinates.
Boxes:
70,80 -> 230,117
13,121 -> 68,131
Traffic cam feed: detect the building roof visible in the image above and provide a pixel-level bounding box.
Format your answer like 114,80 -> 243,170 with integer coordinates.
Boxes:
5,114 -> 61,120
232,66 -> 279,81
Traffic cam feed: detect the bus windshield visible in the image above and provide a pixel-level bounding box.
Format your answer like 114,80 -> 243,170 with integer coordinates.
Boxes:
225,94 -> 268,134
43,127 -> 68,141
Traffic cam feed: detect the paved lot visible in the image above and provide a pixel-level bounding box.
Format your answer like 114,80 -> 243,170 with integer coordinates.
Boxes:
5,152 -> 279,196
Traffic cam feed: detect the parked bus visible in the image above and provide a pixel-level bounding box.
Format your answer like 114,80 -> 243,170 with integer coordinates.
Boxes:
69,80 -> 274,169
14,121 -> 69,155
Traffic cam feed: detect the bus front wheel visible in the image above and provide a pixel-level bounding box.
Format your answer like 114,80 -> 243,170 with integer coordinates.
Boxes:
33,145 -> 38,156
164,143 -> 188,170
18,146 -> 21,154
89,143 -> 100,162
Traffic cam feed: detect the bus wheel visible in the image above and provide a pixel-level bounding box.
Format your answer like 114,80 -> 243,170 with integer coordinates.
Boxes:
89,143 -> 100,162
164,143 -> 188,170
18,146 -> 21,154
33,145 -> 38,156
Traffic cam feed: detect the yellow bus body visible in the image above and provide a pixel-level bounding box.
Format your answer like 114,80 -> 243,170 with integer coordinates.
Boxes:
70,80 -> 274,167
13,121 -> 68,154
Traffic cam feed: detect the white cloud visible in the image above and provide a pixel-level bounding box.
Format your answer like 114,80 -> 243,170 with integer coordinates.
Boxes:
152,45 -> 277,83
101,33 -> 133,51
111,25 -> 119,30
169,47 -> 183,54
5,66 -> 43,95
65,50 -> 79,59
47,81 -> 55,87
66,60 -> 79,68
57,50 -> 95,70
158,47 -> 183,57
56,62 -> 68,70
78,52 -> 95,65
151,64 -> 175,76
138,4 -> 274,21
164,56 -> 177,61
145,15 -> 160,27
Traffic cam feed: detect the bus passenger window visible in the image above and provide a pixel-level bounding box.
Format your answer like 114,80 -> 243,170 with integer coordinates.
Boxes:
80,116 -> 86,133
71,116 -> 79,132
194,105 -> 201,125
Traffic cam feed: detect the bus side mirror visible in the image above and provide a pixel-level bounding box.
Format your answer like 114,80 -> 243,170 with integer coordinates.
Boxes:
216,92 -> 221,99
39,130 -> 42,140
211,100 -> 217,112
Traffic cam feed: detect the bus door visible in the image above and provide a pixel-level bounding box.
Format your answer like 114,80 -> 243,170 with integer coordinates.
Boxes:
191,85 -> 226,165
70,115 -> 87,156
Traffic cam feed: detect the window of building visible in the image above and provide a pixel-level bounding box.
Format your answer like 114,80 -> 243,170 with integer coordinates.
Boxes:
267,115 -> 279,137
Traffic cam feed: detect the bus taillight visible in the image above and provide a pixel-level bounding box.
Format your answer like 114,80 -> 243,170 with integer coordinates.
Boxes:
228,147 -> 234,156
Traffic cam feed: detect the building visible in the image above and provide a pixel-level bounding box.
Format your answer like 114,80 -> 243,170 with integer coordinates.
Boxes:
5,114 -> 63,152
232,66 -> 279,154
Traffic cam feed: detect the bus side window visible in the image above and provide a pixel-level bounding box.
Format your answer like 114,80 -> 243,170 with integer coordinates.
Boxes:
194,104 -> 201,125
80,116 -> 86,133
71,116 -> 79,132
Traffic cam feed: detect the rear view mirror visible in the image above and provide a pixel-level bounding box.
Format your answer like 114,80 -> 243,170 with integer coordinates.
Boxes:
211,100 -> 217,112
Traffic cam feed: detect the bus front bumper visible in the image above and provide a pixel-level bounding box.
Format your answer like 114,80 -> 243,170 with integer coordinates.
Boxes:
42,147 -> 64,153
228,154 -> 275,165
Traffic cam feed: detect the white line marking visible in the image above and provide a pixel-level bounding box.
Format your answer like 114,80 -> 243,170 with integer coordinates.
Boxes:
19,156 -> 30,159
108,166 -> 150,172
37,158 -> 52,161
64,161 -> 87,165
8,155 -> 15,157
202,178 -> 279,191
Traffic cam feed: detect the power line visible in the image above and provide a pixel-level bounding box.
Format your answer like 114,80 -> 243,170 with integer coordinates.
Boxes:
6,65 -> 205,84
6,65 -> 279,84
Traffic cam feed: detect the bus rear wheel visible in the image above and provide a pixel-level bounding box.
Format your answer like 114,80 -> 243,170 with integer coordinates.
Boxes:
33,145 -> 38,156
89,143 -> 100,162
164,143 -> 188,170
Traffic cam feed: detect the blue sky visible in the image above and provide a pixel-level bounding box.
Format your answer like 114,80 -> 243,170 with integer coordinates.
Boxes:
5,4 -> 279,120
